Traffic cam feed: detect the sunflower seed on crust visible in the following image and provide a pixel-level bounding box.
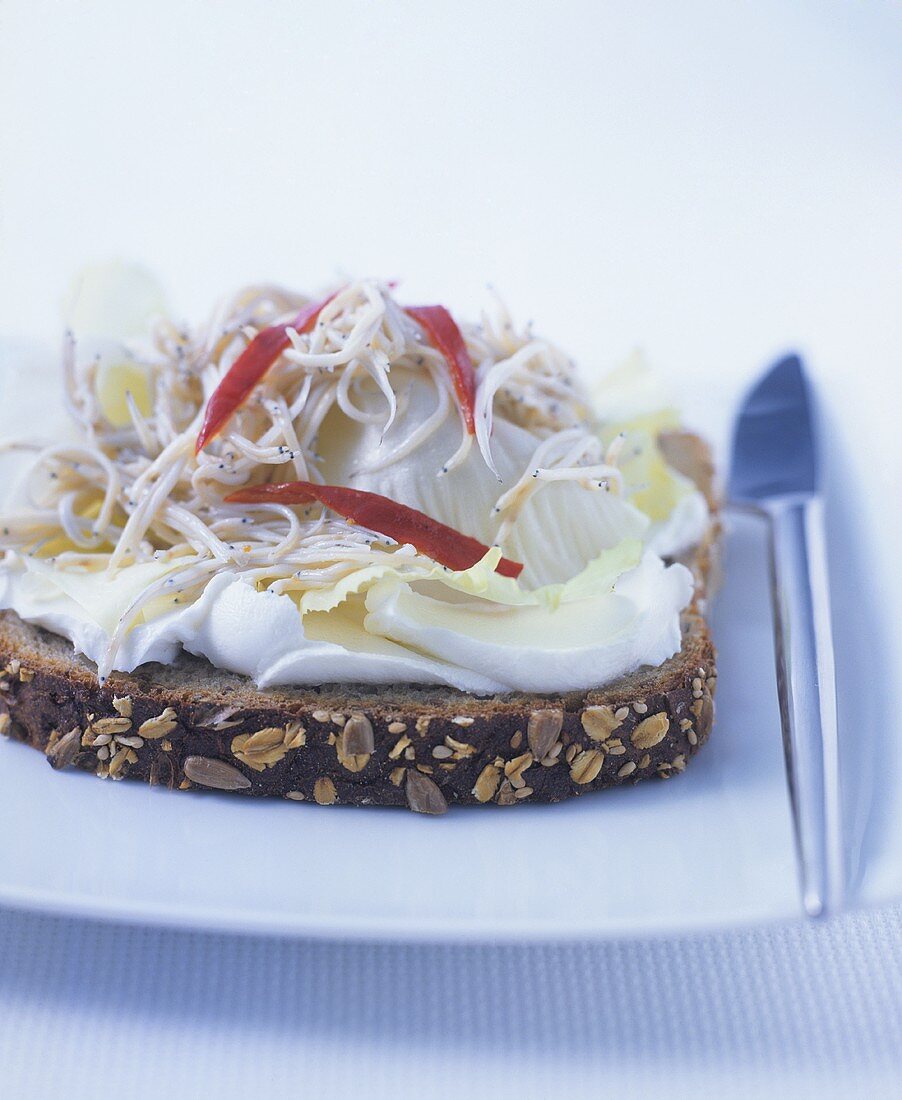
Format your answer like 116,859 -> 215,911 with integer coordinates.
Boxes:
342,713 -> 374,755
406,769 -> 448,815
149,757 -> 175,788
184,756 -> 251,791
528,709 -> 563,760
46,727 -> 81,770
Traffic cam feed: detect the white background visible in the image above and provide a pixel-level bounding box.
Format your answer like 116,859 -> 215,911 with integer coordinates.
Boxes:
1,0 -> 898,381
1,1 -> 901,1096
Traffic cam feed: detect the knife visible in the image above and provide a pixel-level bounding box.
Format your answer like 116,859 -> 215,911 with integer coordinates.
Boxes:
729,354 -> 842,918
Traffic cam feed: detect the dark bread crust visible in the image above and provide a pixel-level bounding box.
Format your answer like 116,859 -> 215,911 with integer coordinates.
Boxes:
0,430 -> 718,813
0,608 -> 716,812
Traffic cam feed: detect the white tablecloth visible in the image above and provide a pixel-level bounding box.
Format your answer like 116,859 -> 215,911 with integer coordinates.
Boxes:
1,903 -> 900,1099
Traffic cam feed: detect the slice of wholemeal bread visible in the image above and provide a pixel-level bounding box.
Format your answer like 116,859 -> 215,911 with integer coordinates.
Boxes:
0,433 -> 718,813
0,608 -> 716,812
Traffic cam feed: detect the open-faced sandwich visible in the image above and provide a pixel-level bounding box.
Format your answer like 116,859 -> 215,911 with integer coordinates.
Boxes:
0,265 -> 717,812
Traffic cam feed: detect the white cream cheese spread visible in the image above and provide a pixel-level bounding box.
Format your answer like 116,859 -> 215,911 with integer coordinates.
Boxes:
0,266 -> 709,693
0,544 -> 692,693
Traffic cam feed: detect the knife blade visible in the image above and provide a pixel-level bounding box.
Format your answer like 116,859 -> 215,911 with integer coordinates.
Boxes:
729,354 -> 817,502
729,355 -> 842,917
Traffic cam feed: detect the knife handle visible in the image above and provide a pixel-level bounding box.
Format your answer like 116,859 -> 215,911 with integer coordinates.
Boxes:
764,496 -> 842,917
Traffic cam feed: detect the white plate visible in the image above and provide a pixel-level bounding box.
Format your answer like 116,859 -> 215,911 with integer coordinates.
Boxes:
0,510 -> 817,939
0,341 -> 898,941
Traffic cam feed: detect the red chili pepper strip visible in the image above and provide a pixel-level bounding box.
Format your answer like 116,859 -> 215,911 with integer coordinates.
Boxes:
404,305 -> 477,434
195,292 -> 337,454
225,480 -> 524,579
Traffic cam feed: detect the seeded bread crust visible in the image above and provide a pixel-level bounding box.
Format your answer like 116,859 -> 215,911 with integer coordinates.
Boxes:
0,432 -> 718,814
0,608 -> 715,811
